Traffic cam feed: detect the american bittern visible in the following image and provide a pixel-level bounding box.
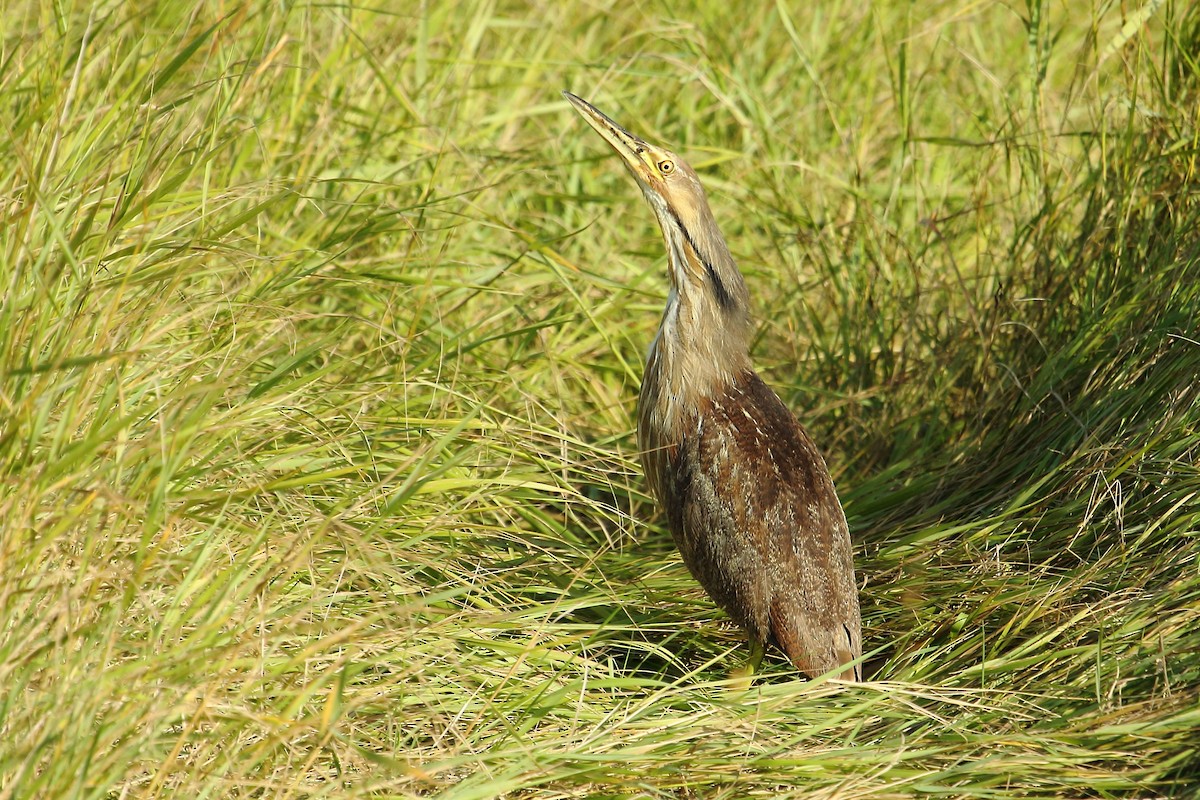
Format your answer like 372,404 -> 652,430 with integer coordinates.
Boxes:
564,91 -> 862,680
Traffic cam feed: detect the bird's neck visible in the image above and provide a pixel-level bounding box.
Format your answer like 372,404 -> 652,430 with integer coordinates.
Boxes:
642,286 -> 752,429
639,202 -> 755,439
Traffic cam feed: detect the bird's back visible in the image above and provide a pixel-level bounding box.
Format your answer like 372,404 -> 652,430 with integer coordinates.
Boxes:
641,368 -> 862,679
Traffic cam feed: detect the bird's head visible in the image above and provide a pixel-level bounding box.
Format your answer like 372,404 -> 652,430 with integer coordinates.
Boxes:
564,91 -> 750,324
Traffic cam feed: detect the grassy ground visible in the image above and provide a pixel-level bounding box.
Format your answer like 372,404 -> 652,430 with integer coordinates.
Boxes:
2,1 -> 1198,797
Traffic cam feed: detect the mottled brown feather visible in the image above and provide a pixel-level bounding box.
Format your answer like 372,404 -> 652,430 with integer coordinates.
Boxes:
641,369 -> 862,680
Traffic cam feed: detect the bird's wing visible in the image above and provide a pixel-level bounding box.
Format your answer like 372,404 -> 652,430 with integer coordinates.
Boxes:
680,370 -> 862,678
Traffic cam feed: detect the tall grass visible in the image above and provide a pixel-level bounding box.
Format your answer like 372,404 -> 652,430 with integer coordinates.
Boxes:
1,1 -> 1197,797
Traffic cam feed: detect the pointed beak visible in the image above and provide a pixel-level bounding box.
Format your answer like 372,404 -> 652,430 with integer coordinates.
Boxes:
563,91 -> 655,182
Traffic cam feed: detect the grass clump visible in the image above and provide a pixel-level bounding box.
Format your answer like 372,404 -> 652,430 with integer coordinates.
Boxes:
1,1 -> 1198,797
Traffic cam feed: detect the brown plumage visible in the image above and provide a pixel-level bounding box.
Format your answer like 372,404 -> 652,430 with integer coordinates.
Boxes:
565,91 -> 862,679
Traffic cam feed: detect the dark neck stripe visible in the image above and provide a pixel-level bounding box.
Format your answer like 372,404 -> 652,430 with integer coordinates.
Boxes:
665,202 -> 736,311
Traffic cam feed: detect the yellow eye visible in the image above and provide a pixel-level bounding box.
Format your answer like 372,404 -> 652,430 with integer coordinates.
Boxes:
659,160 -> 675,175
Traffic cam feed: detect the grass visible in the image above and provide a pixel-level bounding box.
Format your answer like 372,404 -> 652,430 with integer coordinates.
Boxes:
1,0 -> 1198,797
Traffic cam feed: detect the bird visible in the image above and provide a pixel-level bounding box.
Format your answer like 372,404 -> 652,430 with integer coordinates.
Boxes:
564,91 -> 862,680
